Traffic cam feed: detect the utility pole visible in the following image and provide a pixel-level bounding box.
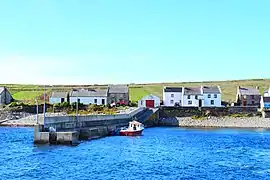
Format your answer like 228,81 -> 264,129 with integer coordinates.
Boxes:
36,99 -> 39,125
43,85 -> 46,126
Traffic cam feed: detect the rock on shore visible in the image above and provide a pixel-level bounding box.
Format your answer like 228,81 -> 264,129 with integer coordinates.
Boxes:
176,117 -> 270,128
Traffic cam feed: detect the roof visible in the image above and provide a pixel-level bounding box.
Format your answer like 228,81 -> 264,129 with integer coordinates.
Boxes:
164,87 -> 183,92
184,87 -> 201,95
108,84 -> 128,93
263,97 -> 270,103
50,92 -> 69,98
70,89 -> 108,97
0,87 -> 4,94
238,87 -> 260,95
202,86 -> 221,94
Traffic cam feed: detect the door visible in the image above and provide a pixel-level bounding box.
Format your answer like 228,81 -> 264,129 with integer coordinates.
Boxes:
199,100 -> 202,107
146,100 -> 155,108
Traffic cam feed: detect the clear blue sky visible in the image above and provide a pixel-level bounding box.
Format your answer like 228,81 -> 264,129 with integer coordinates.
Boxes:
0,0 -> 269,85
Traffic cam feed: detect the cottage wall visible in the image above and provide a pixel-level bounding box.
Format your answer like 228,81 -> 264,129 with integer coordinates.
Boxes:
70,96 -> 107,105
163,91 -> 182,106
108,93 -> 129,104
203,94 -> 222,107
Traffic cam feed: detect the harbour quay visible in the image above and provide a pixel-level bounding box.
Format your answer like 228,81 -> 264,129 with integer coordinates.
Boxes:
34,107 -> 157,145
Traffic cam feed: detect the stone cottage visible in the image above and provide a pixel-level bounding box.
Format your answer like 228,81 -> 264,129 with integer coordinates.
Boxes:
0,87 -> 13,105
236,86 -> 261,107
108,85 -> 129,105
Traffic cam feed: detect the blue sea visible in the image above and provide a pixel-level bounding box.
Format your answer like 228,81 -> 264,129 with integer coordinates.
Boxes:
0,127 -> 270,180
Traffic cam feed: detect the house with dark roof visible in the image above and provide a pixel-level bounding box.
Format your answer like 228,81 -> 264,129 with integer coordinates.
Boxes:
163,85 -> 222,107
70,89 -> 108,105
0,87 -> 13,105
163,87 -> 183,106
108,85 -> 129,105
261,96 -> 270,110
236,86 -> 261,107
201,86 -> 222,107
49,92 -> 69,104
264,88 -> 270,97
182,87 -> 203,107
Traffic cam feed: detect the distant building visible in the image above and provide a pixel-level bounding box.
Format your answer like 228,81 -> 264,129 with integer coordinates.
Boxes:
0,87 -> 13,105
163,86 -> 222,107
201,86 -> 222,107
163,87 -> 183,106
49,92 -> 69,104
138,94 -> 160,108
236,86 -> 261,107
70,89 -> 108,105
264,88 -> 270,97
182,87 -> 203,107
108,85 -> 129,105
261,96 -> 270,110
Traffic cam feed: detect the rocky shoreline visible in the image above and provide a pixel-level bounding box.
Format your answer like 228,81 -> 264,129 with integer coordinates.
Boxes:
160,116 -> 270,129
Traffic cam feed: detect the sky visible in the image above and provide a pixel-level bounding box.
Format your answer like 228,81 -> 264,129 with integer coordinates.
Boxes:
0,0 -> 269,85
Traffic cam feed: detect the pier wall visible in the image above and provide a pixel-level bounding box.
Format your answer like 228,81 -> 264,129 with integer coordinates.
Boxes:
34,107 -> 145,145
159,106 -> 259,118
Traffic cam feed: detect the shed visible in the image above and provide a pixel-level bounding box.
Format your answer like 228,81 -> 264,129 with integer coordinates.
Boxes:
49,92 -> 69,104
138,94 -> 160,108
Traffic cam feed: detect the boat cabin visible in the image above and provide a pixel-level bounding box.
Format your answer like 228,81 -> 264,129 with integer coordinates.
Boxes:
128,121 -> 143,131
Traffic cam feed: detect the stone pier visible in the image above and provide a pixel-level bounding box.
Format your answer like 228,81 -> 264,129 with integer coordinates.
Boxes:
34,107 -> 146,145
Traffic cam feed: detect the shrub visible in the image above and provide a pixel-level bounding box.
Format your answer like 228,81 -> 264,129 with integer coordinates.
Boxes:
191,115 -> 205,120
60,102 -> 70,108
129,101 -> 138,107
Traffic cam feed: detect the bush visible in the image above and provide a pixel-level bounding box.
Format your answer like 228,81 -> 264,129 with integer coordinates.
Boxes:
87,104 -> 105,112
54,103 -> 61,108
60,102 -> 70,108
129,101 -> 138,107
191,115 -> 205,120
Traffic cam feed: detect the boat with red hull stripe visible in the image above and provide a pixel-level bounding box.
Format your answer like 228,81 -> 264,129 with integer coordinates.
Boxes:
119,121 -> 144,136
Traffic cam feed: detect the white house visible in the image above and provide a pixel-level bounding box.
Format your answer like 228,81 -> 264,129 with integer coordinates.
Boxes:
69,89 -> 108,105
163,87 -> 183,106
201,86 -> 222,107
264,88 -> 270,97
182,87 -> 203,107
49,92 -> 69,104
138,94 -> 160,108
163,85 -> 222,107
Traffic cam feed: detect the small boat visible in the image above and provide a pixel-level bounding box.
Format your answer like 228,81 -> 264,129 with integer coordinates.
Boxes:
120,121 -> 144,136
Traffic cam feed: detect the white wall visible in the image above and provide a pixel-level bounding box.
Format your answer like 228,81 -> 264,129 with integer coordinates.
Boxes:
202,94 -> 221,107
182,95 -> 201,107
138,95 -> 160,108
163,92 -> 182,106
70,96 -> 107,105
265,89 -> 270,97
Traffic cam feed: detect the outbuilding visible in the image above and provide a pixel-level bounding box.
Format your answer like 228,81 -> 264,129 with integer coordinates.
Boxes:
138,94 -> 160,108
49,92 -> 69,104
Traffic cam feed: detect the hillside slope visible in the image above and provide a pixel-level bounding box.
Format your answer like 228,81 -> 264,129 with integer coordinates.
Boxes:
1,79 -> 270,103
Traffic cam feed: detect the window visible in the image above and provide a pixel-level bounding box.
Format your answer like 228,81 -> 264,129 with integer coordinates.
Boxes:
208,94 -> 211,98
188,101 -> 192,105
195,95 -> 198,100
94,99 -> 97,104
188,95 -> 191,99
141,101 -> 143,105
171,94 -> 174,98
252,101 -> 255,105
102,99 -> 105,105
77,99 -> 80,103
251,95 -> 255,99
170,100 -> 174,104
214,94 -> 217,98
211,100 -> 214,105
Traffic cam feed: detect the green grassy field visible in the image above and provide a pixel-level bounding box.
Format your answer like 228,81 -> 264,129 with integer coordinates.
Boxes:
2,79 -> 270,104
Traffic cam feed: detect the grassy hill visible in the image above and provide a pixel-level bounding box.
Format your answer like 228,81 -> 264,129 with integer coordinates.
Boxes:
1,79 -> 270,104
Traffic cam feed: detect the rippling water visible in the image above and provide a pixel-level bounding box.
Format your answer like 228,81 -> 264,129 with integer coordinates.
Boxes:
1,127 -> 270,180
